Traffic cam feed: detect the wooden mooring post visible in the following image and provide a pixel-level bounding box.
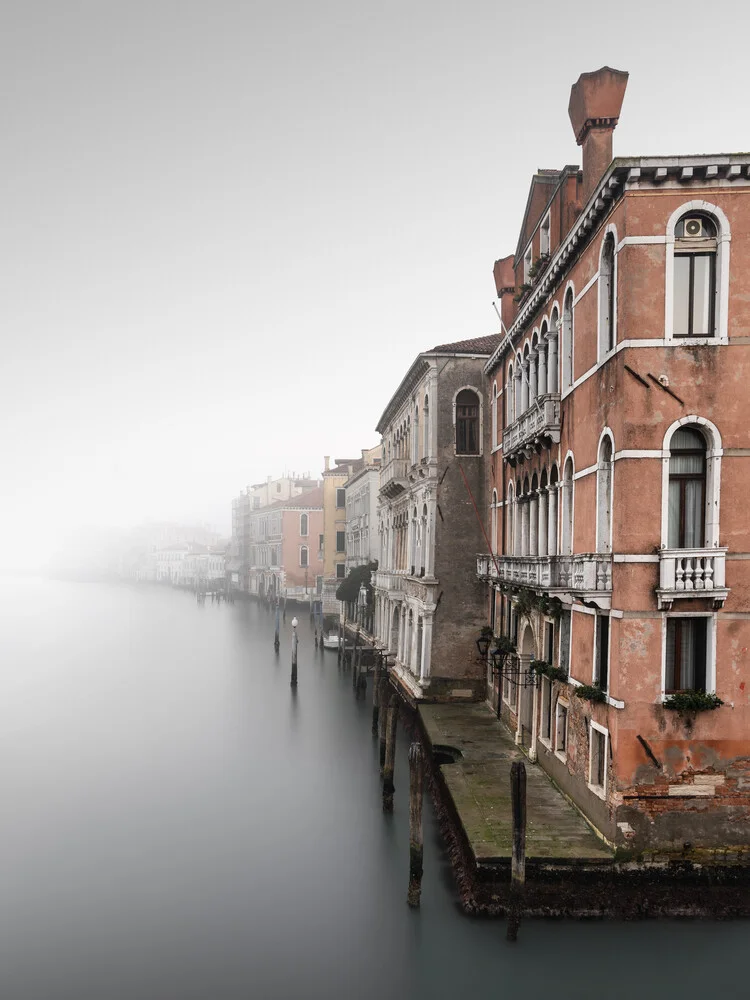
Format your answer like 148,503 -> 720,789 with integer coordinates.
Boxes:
382,692 -> 399,812
371,656 -> 381,735
274,603 -> 280,652
506,760 -> 526,942
407,742 -> 425,907
378,674 -> 389,770
290,617 -> 299,688
337,618 -> 344,666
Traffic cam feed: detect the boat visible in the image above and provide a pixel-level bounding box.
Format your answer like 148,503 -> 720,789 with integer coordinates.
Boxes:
322,632 -> 342,650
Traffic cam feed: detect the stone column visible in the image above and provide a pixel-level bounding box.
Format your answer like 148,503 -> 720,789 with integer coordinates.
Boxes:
521,362 -> 529,413
514,369 -> 522,418
546,331 -> 559,394
529,494 -> 538,556
521,500 -> 530,557
538,490 -> 548,558
514,496 -> 522,556
410,611 -> 419,675
420,614 -> 433,683
529,353 -> 537,405
548,484 -> 558,557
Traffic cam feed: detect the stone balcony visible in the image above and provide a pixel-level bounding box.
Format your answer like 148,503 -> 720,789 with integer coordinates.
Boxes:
380,458 -> 409,498
373,569 -> 405,594
477,552 -> 612,608
502,394 -> 561,463
656,547 -> 728,609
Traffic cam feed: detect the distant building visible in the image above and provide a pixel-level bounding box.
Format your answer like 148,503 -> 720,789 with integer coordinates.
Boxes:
344,446 -> 382,572
373,334 -> 500,702
321,456 -> 358,613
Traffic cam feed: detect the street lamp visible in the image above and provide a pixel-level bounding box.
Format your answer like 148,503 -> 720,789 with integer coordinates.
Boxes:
291,617 -> 299,687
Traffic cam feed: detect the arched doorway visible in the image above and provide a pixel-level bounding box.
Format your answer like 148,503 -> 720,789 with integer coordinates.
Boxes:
517,620 -> 535,746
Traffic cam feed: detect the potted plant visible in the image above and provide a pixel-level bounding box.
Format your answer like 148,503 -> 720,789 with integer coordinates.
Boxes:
663,691 -> 723,713
574,683 -> 607,704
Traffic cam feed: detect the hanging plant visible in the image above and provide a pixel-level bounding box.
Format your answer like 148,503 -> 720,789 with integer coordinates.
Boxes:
663,691 -> 723,713
575,683 -> 607,704
530,659 -> 568,683
514,587 -> 536,621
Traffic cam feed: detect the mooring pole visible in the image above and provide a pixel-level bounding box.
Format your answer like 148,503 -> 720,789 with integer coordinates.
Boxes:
274,603 -> 280,652
337,616 -> 344,666
506,760 -> 527,942
371,656 -> 382,735
378,674 -> 389,770
290,616 -> 299,687
382,692 -> 399,812
407,742 -> 425,908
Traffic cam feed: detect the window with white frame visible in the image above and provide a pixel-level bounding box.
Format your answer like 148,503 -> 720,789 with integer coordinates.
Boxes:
540,211 -> 551,257
594,614 -> 610,694
562,289 -> 574,391
492,381 -> 498,449
455,389 -> 480,455
491,489 -> 498,554
588,722 -> 608,798
668,426 -> 706,548
665,615 -> 710,693
673,214 -> 717,337
523,244 -> 533,285
336,563 -> 346,579
300,545 -> 309,568
555,699 -> 568,756
599,233 -> 616,358
300,512 -> 309,536
540,676 -> 552,744
596,435 -> 613,554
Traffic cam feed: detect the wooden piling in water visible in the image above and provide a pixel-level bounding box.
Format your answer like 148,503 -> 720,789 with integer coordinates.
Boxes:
337,619 -> 343,665
382,693 -> 399,812
506,760 -> 526,942
274,605 -> 280,652
378,675 -> 389,770
290,627 -> 298,688
371,657 -> 381,735
407,742 -> 424,908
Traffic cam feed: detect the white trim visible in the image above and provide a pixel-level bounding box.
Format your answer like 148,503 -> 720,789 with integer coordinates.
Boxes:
665,200 -> 730,344
614,449 -> 663,460
561,284 -> 575,392
540,209 -> 551,257
597,225 -> 618,362
571,603 -> 597,615
554,696 -> 569,760
588,720 -> 609,800
660,415 -> 723,548
573,463 -> 598,481
574,271 -> 598,305
593,612 -> 612,690
616,235 -> 667,250
596,428 -> 615,554
612,554 -> 659,563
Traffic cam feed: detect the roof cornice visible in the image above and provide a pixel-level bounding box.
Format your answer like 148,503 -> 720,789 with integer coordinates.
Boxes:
485,154 -> 750,374
376,357 -> 431,434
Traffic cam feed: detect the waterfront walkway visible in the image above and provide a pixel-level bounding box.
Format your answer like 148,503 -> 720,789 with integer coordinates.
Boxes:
419,702 -> 613,865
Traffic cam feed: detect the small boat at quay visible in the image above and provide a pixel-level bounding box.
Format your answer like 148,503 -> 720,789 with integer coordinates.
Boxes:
322,632 -> 341,650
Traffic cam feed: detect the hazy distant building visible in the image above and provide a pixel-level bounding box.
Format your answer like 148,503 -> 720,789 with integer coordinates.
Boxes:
344,446 -> 382,572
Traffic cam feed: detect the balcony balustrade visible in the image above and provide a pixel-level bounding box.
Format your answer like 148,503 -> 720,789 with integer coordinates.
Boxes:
502,394 -> 561,463
380,458 -> 409,498
657,547 -> 728,609
373,569 -> 405,594
477,551 -> 612,607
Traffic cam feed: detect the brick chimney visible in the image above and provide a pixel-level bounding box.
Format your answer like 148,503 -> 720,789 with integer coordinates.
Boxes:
568,67 -> 628,204
493,255 -> 516,331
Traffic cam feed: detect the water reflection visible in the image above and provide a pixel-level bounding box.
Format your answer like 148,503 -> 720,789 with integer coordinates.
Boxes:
0,579 -> 746,1000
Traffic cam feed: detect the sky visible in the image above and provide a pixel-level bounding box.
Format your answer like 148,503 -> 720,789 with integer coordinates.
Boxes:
2,0 -> 749,569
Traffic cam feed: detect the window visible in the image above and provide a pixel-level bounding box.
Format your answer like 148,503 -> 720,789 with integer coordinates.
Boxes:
668,427 -> 706,548
596,435 -> 613,553
594,614 -> 610,694
492,382 -> 498,449
423,395 -> 430,459
666,617 -> 708,692
336,531 -> 345,553
336,488 -> 346,508
555,700 -> 568,755
276,483 -> 281,493
300,546 -> 309,568
336,563 -> 346,579
455,389 -> 480,455
319,533 -> 324,551
253,496 -> 260,509
300,513 -> 308,536
562,290 -> 574,391
599,233 -> 616,356
589,724 -> 608,797
540,211 -> 551,257
491,489 -> 498,554
545,620 -> 555,664
673,214 -> 716,338
523,244 -> 533,284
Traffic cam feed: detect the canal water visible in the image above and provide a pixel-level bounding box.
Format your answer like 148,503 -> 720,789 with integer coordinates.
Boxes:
0,578 -> 746,1000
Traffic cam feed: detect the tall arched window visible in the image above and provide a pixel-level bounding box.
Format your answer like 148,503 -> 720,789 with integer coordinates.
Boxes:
506,480 -> 515,554
599,233 -> 616,357
668,427 -> 706,548
414,404 -> 420,464
530,333 -> 539,405
521,344 -> 530,413
562,457 -> 574,556
492,382 -> 498,449
455,389 -> 480,455
506,364 -> 514,424
548,466 -> 559,556
491,489 -> 498,554
596,436 -> 613,553
420,504 -> 428,575
562,290 -> 574,390
673,214 -> 717,338
300,545 -> 309,567
423,394 -> 430,459
300,513 -> 308,536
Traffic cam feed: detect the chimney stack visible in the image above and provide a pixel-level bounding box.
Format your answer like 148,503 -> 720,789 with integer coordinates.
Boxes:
568,67 -> 628,204
493,254 -> 516,331
324,455 -> 330,472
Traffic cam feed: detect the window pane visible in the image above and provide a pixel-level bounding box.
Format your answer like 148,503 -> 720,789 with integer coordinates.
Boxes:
683,480 -> 704,547
668,480 -> 681,548
692,255 -> 713,335
673,255 -> 691,336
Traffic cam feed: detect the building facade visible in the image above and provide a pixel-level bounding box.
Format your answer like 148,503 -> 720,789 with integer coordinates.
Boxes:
321,457 -> 357,613
480,66 -> 750,852
246,486 -> 324,603
344,446 -> 382,572
373,335 -> 500,702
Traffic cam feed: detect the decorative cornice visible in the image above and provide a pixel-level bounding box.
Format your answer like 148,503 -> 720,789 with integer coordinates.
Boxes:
575,116 -> 620,144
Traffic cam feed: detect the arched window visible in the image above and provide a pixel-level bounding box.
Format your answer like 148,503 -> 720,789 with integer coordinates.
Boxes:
538,322 -> 548,397
539,468 -> 549,557
455,389 -> 480,455
673,213 -> 717,338
491,489 -> 498,554
548,465 -> 559,556
530,473 -> 539,556
562,457 -> 574,556
562,290 -> 574,390
521,344 -> 530,413
421,504 -> 428,575
506,364 -> 514,424
530,333 -> 539,405
423,395 -> 430,459
668,427 -> 706,548
300,513 -> 308,536
414,404 -> 420,464
596,435 -> 613,553
599,233 -> 616,357
506,480 -> 515,554
300,545 -> 309,568
492,381 -> 498,449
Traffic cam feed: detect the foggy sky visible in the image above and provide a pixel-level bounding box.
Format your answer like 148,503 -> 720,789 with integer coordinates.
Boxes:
3,0 -> 748,569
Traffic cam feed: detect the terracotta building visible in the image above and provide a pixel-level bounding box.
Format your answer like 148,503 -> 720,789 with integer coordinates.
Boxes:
479,66 -> 750,852
248,486 -> 324,604
373,335 -> 500,702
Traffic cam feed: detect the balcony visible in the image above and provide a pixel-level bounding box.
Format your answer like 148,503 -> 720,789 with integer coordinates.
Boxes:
477,552 -> 612,608
373,569 -> 404,594
502,394 -> 561,463
380,458 -> 409,498
656,548 -> 728,609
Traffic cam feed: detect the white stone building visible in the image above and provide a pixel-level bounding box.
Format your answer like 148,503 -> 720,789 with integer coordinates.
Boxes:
344,446 -> 382,571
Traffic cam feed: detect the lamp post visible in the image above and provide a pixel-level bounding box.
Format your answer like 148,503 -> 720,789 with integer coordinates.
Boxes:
290,616 -> 299,687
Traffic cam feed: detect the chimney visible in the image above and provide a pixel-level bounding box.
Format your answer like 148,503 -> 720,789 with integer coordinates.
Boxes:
324,455 -> 330,472
493,254 -> 516,330
568,67 -> 628,204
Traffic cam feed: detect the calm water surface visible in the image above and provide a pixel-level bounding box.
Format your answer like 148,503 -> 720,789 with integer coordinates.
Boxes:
0,579 -> 747,999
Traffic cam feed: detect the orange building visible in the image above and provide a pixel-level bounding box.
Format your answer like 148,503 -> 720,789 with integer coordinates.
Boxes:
480,67 -> 750,853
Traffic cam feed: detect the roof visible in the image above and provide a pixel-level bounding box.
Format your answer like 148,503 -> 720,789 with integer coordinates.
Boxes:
268,486 -> 324,510
428,334 -> 502,355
